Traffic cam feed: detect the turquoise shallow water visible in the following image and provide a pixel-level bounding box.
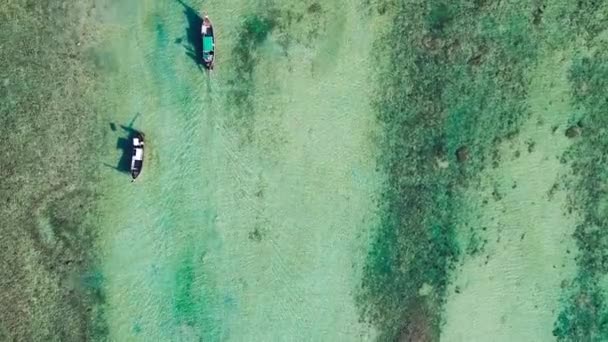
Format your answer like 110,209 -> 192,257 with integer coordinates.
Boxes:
93,0 -> 381,340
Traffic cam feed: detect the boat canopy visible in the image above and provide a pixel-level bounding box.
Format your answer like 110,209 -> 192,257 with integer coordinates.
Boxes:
203,36 -> 214,52
133,147 -> 143,160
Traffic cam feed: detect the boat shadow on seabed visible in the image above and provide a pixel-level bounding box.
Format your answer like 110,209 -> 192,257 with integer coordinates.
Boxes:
104,114 -> 141,175
175,0 -> 203,69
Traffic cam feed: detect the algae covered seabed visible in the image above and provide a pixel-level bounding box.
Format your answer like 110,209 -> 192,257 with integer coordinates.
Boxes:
3,0 -> 608,341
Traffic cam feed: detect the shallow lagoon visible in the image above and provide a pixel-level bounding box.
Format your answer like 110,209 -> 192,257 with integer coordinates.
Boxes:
2,0 -> 608,341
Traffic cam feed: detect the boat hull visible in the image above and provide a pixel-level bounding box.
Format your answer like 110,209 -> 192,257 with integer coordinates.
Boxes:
130,133 -> 144,180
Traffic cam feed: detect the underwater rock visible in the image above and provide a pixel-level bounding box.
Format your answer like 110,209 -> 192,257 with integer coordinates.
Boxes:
565,126 -> 581,138
456,146 -> 469,162
307,3 -> 322,13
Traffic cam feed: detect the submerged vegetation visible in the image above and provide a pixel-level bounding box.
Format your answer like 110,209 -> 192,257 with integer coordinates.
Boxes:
359,0 -> 541,340
553,39 -> 608,341
225,1 -> 329,134
0,1 -> 106,340
358,0 -> 608,340
226,12 -> 277,120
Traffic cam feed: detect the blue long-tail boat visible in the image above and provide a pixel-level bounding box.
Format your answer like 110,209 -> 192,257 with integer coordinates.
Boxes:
201,15 -> 215,69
